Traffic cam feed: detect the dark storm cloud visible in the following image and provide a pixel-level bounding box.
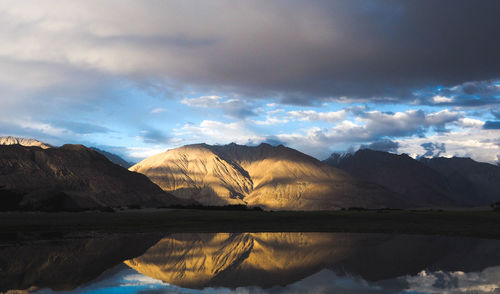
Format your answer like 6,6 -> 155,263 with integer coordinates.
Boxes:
2,0 -> 499,106
181,0 -> 500,104
414,80 -> 500,107
360,139 -> 399,153
421,142 -> 446,157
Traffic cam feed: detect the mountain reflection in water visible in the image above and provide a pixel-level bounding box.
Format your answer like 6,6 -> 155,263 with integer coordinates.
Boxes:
2,232 -> 500,293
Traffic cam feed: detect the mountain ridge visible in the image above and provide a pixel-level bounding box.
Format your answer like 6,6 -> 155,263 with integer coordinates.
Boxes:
324,148 -> 500,206
130,143 -> 405,210
90,147 -> 133,168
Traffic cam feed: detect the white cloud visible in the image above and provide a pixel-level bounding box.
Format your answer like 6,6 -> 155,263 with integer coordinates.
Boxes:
151,108 -> 166,114
432,95 -> 454,103
457,117 -> 485,128
397,128 -> 500,163
287,110 -> 347,123
253,109 -> 289,125
0,117 -> 67,137
181,96 -> 223,108
254,117 -> 289,125
125,146 -> 168,159
177,120 -> 264,145
181,96 -> 254,118
268,109 -> 464,159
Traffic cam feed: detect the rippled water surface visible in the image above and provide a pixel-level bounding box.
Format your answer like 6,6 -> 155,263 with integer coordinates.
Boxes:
2,233 -> 500,293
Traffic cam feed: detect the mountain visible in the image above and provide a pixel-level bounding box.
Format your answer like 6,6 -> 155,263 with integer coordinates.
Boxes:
0,144 -> 183,211
0,136 -> 52,149
90,147 -> 133,168
130,143 -> 404,210
325,149 -> 500,206
420,156 -> 500,205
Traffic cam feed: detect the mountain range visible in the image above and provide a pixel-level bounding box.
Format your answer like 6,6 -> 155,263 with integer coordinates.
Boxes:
129,143 -> 404,210
1,135 -> 499,211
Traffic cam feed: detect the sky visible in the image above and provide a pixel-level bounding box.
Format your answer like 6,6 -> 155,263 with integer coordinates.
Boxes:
1,0 -> 500,163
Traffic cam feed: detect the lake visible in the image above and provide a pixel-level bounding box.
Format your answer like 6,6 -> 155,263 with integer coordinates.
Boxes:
2,232 -> 500,293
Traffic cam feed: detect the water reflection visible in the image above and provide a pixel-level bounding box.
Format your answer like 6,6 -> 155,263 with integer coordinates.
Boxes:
2,233 -> 500,293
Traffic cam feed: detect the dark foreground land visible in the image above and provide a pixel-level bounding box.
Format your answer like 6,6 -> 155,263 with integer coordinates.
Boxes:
1,209 -> 500,241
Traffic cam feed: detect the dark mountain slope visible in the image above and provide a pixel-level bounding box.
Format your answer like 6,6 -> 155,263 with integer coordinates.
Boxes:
324,149 -> 458,206
325,149 -> 500,207
0,144 -> 183,211
420,157 -> 500,205
90,147 -> 133,168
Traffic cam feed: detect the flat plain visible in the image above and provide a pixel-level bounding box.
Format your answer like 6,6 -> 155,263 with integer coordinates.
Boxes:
1,209 -> 500,241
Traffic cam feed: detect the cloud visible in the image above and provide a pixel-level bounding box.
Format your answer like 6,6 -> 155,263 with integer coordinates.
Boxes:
262,136 -> 288,146
151,108 -> 166,114
0,1 -> 499,107
287,110 -> 346,123
457,118 -> 485,128
353,109 -> 461,139
360,139 -> 399,153
125,146 -> 168,159
271,109 -> 463,159
181,95 -> 255,118
397,128 -> 500,163
414,80 -> 500,107
420,142 -> 446,157
432,95 -> 454,104
253,109 -> 289,125
136,128 -> 172,144
406,267 -> 500,294
177,120 -> 264,145
50,121 -> 112,135
181,96 -> 224,108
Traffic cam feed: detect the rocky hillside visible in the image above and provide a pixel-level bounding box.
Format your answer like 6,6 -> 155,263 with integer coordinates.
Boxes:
130,143 -> 404,210
0,144 -> 183,211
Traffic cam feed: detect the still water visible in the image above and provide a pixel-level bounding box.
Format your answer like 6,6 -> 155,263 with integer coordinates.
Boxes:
2,233 -> 500,293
